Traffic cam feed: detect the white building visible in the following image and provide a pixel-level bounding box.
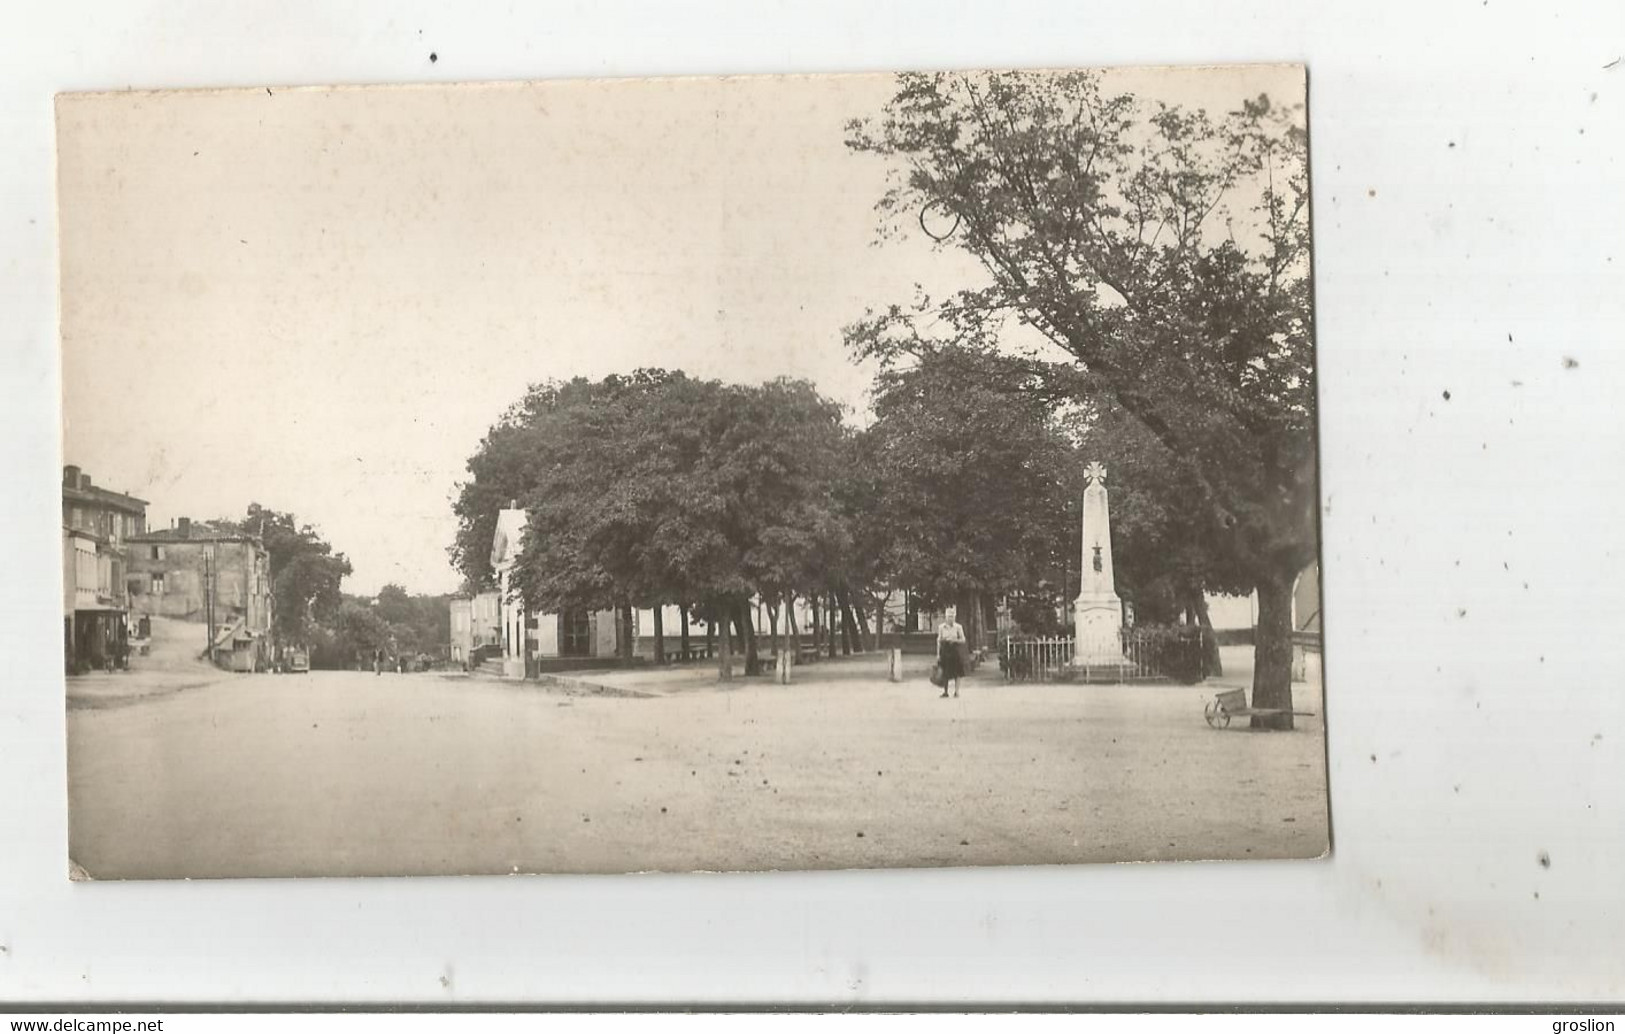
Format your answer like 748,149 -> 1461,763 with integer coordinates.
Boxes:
488,505 -> 618,676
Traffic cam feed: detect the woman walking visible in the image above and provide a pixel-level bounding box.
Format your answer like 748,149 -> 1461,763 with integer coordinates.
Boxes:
936,606 -> 966,698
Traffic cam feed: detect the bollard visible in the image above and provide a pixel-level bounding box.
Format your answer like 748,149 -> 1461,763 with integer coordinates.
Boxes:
887,648 -> 904,683
776,651 -> 792,685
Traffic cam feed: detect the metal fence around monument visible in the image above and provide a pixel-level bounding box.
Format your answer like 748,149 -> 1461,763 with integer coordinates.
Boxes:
1000,626 -> 1206,684
1000,636 -> 1074,682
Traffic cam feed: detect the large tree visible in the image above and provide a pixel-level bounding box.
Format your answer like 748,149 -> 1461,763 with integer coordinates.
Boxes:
846,70 -> 1315,727
374,583 -> 452,657
860,346 -> 1081,648
221,504 -> 352,645
327,598 -> 389,668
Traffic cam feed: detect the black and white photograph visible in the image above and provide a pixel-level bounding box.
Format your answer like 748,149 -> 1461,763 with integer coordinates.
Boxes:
57,65 -> 1326,880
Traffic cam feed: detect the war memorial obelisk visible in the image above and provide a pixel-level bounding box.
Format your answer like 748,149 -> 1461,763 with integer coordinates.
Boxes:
1073,461 -> 1127,668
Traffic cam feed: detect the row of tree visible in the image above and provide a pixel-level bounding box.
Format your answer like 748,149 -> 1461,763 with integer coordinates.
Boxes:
449,351 -> 1237,680
452,372 -> 858,678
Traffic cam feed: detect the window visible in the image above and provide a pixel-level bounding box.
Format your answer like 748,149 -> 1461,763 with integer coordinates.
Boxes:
150,545 -> 164,560
150,573 -> 165,595
559,610 -> 592,657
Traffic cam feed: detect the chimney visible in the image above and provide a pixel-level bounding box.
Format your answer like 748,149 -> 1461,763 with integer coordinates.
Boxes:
80,474 -> 93,489
63,465 -> 81,488
178,517 -> 191,539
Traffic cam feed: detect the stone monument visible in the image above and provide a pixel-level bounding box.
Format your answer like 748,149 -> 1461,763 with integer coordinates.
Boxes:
1073,461 -> 1126,667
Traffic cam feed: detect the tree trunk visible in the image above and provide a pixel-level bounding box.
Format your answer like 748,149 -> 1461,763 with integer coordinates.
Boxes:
827,592 -> 839,659
786,596 -> 801,660
653,605 -> 665,665
1195,593 -> 1223,678
1250,570 -> 1296,729
837,590 -> 856,655
809,594 -> 821,656
736,600 -> 760,676
679,603 -> 691,660
866,591 -> 888,651
617,603 -> 635,665
716,601 -> 733,681
766,598 -> 781,659
854,597 -> 873,651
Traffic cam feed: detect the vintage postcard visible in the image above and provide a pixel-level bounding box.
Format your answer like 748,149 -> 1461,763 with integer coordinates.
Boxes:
58,65 -> 1326,878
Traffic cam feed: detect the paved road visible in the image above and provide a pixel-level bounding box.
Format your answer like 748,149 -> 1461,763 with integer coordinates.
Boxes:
67,661 -> 1329,879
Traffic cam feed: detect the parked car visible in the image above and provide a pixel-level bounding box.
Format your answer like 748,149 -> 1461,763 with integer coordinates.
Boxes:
286,648 -> 310,674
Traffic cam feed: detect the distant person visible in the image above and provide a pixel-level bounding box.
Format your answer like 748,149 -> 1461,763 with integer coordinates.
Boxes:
936,607 -> 966,699
373,648 -> 382,676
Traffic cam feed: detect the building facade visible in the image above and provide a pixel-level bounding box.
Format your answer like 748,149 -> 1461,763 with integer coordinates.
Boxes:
61,465 -> 148,673
126,518 -> 273,671
449,591 -> 501,669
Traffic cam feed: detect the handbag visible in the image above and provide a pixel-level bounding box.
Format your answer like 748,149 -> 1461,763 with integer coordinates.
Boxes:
929,662 -> 947,688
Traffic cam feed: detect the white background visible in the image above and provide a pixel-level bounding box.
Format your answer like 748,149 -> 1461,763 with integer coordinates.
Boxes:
3,0 -> 1623,1008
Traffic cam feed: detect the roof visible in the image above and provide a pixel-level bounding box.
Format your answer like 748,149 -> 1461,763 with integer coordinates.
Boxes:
62,483 -> 148,514
128,524 -> 263,545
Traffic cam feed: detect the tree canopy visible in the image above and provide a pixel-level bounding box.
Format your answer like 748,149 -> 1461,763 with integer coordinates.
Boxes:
217,504 -> 352,644
858,347 -> 1081,619
451,370 -> 851,625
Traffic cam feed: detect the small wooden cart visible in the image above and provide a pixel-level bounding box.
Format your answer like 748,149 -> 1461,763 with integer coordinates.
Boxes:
1203,688 -> 1317,728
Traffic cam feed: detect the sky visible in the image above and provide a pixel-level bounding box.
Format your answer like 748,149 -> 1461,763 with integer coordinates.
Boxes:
58,65 -> 1304,595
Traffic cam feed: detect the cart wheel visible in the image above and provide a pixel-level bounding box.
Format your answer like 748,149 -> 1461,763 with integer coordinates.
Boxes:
1204,700 -> 1231,729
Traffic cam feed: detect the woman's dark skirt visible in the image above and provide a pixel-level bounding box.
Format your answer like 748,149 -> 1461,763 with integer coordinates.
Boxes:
937,640 -> 966,680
